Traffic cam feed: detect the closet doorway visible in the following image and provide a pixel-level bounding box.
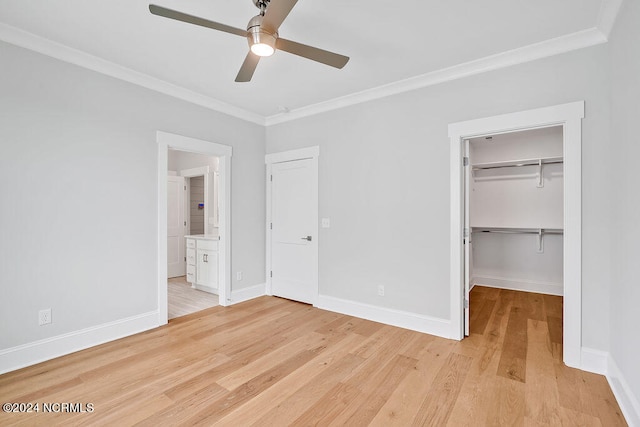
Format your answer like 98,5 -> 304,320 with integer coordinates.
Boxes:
449,102 -> 584,369
465,126 -> 564,333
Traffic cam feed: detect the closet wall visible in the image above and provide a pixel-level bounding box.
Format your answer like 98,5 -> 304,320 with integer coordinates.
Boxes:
470,126 -> 564,296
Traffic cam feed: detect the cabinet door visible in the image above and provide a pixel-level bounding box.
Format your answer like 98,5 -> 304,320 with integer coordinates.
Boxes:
196,249 -> 219,288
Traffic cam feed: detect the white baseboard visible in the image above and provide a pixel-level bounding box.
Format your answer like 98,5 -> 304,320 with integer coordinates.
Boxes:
581,347 -> 608,375
229,283 -> 265,305
193,284 -> 218,295
315,295 -> 452,339
0,311 -> 159,375
607,354 -> 640,427
473,275 -> 563,296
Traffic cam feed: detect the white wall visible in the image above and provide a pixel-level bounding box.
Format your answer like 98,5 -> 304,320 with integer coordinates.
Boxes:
266,44 -> 611,350
0,41 -> 265,354
608,0 -> 640,422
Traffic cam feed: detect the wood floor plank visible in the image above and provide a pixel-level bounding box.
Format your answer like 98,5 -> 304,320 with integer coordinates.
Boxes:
543,293 -> 563,318
475,287 -> 514,372
161,335 -> 293,402
470,297 -> 497,335
216,331 -> 328,390
547,315 -> 563,360
556,406 -> 604,426
524,319 -> 562,425
445,342 -> 503,426
328,354 -> 418,426
184,346 -> 327,425
250,354 -> 364,427
369,338 -> 455,426
397,330 -> 437,359
0,289 -> 627,426
289,381 -> 361,426
514,290 -> 546,321
224,336 -> 367,426
579,370 -> 628,426
497,306 -> 528,382
135,383 -> 229,426
411,352 -> 473,426
487,376 -> 526,425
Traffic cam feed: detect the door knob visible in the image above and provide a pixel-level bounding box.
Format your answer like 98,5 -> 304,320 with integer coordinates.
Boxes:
301,236 -> 312,241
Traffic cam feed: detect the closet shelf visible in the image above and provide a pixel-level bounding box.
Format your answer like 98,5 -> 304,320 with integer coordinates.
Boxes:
472,227 -> 562,253
472,226 -> 563,235
472,156 -> 563,171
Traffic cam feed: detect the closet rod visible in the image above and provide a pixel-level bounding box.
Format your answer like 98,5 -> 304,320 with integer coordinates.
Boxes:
472,160 -> 563,171
472,228 -> 563,235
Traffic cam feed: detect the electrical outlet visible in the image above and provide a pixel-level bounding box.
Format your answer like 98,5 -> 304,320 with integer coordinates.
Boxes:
321,218 -> 331,228
236,271 -> 243,281
39,308 -> 51,326
377,285 -> 385,296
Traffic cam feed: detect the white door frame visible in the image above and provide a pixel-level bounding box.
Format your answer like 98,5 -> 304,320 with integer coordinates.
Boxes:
265,146 -> 319,305
448,101 -> 584,369
157,131 -> 232,325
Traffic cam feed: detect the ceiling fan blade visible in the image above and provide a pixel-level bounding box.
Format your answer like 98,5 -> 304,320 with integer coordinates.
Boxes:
235,52 -> 261,82
149,4 -> 246,37
276,38 -> 349,69
262,0 -> 299,33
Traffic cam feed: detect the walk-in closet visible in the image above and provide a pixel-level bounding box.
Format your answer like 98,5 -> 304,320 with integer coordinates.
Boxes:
465,126 -> 564,336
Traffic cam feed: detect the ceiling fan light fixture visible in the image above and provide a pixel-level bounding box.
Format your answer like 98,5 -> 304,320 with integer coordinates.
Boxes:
149,1 -> 350,82
248,30 -> 276,56
251,43 -> 275,57
247,15 -> 277,57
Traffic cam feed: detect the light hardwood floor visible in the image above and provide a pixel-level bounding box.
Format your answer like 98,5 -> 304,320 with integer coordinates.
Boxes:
168,276 -> 218,320
0,287 -> 626,426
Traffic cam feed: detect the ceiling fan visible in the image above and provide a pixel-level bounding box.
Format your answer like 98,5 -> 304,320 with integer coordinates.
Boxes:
149,0 -> 350,82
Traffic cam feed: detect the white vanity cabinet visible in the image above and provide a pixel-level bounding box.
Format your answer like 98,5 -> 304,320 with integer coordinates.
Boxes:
185,235 -> 219,294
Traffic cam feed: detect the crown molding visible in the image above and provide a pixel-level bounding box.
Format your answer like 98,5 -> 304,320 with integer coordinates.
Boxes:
0,20 -> 613,129
264,27 -> 607,126
0,23 -> 266,126
596,0 -> 624,38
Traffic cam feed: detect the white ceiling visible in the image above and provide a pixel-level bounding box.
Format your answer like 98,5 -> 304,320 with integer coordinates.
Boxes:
0,0 -> 620,123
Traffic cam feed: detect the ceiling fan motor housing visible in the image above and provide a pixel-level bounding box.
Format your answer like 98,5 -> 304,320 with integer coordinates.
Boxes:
247,14 -> 278,55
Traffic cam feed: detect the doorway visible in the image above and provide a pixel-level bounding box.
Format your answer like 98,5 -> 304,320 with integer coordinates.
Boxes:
157,131 -> 232,325
449,102 -> 584,369
265,146 -> 319,305
464,126 -> 564,333
166,150 -> 221,319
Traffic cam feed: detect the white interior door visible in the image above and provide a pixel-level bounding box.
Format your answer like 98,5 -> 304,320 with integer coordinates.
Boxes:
167,176 -> 185,278
270,158 -> 317,304
464,139 -> 471,336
